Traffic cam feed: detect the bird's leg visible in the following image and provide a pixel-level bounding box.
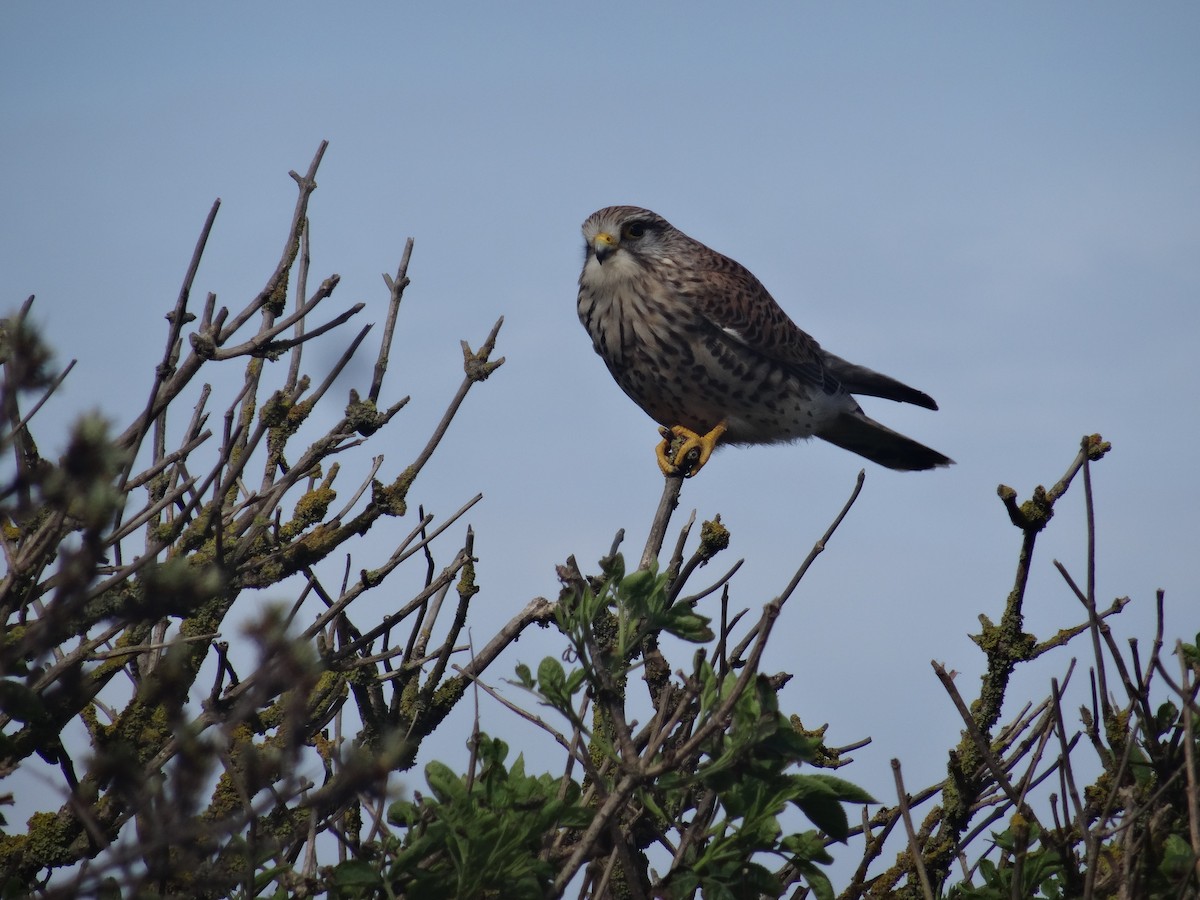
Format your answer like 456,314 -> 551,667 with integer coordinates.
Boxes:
655,421 -> 728,477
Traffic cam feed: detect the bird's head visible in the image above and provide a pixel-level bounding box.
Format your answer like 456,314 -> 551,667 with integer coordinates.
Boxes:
580,207 -> 677,283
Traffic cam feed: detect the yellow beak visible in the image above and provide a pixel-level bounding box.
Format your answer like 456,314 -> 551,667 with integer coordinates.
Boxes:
593,231 -> 618,263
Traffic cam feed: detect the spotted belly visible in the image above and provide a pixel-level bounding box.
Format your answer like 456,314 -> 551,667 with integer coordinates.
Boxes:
580,287 -> 844,446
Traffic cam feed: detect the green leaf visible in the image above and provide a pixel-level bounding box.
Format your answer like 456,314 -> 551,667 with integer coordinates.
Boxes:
1180,635 -> 1200,666
619,567 -> 658,606
802,773 -> 876,804
665,606 -> 715,643
556,804 -> 595,829
698,660 -> 720,715
513,662 -> 533,687
387,799 -> 420,826
1160,832 -> 1196,880
793,860 -> 835,900
796,795 -> 849,842
781,830 -> 834,865
664,868 -> 701,897
740,862 -> 781,896
424,760 -> 465,803
1127,740 -> 1154,786
1154,700 -> 1180,737
791,778 -> 850,840
477,733 -> 509,768
508,751 -> 526,781
601,552 -> 626,582
331,858 -> 380,887
565,667 -> 587,695
537,656 -> 566,694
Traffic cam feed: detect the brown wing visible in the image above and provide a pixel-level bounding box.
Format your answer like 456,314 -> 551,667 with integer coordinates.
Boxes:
672,240 -> 833,392
674,239 -> 939,410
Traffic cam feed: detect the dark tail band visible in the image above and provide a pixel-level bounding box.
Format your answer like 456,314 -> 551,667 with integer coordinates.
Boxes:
819,411 -> 953,471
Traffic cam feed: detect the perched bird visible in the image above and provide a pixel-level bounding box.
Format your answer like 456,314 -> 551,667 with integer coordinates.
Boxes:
577,206 -> 952,476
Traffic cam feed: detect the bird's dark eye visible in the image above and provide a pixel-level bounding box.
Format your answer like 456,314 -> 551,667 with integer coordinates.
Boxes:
623,222 -> 648,240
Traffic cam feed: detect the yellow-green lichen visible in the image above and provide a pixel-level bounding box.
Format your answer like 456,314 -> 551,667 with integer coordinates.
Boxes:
279,485 -> 336,542
698,516 -> 730,561
373,467 -> 414,517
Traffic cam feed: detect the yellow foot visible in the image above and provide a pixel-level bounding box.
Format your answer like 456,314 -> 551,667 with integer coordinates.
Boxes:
655,422 -> 728,478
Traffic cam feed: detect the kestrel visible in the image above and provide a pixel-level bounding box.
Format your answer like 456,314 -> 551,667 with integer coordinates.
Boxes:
577,206 -> 952,477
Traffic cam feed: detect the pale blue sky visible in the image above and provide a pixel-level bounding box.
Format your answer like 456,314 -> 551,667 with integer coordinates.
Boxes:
3,2 -> 1198,885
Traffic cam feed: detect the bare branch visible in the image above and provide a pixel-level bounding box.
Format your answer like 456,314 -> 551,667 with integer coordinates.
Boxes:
372,237 -> 415,404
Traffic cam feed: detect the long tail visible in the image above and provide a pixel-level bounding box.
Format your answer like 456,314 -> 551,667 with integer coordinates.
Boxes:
819,411 -> 953,471
823,353 -> 939,410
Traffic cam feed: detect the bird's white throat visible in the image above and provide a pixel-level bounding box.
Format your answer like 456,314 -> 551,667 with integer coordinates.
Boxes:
582,250 -> 644,289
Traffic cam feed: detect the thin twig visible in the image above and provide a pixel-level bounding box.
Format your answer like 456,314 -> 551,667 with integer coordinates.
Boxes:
285,218 -> 311,392
730,469 -> 865,663
9,359 -> 76,435
371,237 -> 415,404
404,317 -> 505,480
893,759 -> 935,900
640,474 -> 685,570
116,198 -> 220,485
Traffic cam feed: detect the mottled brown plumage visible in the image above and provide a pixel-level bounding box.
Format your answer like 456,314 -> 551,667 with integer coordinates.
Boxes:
577,205 -> 952,475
